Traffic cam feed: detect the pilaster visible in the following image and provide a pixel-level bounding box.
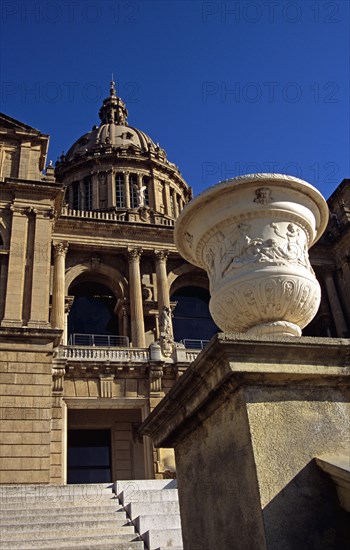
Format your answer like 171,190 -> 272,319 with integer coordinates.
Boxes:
1,205 -> 28,326
28,209 -> 55,328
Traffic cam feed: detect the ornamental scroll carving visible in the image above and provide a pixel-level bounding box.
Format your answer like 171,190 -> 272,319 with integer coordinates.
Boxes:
52,363 -> 65,394
212,276 -> 320,334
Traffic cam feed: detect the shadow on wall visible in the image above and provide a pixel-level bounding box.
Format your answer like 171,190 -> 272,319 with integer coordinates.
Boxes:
263,459 -> 349,550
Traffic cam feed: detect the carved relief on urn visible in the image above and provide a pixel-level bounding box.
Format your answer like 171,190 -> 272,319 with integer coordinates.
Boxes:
174,174 -> 329,337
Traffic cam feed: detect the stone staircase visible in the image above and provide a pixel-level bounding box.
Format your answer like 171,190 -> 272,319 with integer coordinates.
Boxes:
115,480 -> 183,550
0,483 -> 144,549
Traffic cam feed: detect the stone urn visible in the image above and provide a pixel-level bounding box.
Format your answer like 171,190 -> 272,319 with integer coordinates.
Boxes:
174,174 -> 329,337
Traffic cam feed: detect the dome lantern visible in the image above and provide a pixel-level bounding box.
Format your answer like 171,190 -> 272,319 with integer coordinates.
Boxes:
98,79 -> 128,126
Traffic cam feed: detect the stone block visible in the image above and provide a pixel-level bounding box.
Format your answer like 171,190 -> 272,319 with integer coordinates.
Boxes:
142,335 -> 350,550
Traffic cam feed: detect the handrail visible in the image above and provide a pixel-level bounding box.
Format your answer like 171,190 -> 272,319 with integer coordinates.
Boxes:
68,334 -> 129,347
181,339 -> 209,350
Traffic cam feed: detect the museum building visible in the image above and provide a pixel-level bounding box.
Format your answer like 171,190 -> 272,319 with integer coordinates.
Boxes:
0,82 -> 349,485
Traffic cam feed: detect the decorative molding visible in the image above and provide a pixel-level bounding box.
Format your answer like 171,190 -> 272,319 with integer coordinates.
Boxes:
154,249 -> 169,262
99,374 -> 114,398
52,362 -> 66,394
149,365 -> 164,393
53,241 -> 69,258
127,247 -> 143,261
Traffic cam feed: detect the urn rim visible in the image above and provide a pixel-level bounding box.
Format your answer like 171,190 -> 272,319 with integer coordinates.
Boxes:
174,173 -> 329,266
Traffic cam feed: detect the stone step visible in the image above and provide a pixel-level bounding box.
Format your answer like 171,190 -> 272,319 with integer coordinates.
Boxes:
120,488 -> 179,505
0,495 -> 118,507
134,513 -> 181,534
1,516 -> 130,530
0,483 -> 113,498
125,500 -> 180,519
1,525 -> 136,541
143,528 -> 183,550
114,479 -> 177,498
0,504 -> 125,517
0,511 -> 128,524
158,547 -> 183,550
0,537 -> 145,550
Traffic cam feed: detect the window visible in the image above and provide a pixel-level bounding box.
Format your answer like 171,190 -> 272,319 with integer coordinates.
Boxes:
72,181 -> 80,210
115,173 -> 125,208
68,281 -> 119,338
171,286 -> 218,342
130,174 -> 138,208
83,176 -> 92,210
143,176 -> 150,207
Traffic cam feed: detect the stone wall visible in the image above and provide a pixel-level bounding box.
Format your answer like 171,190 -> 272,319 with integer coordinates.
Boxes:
0,331 -> 59,484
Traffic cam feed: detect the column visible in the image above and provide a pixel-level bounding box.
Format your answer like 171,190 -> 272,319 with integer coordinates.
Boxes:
154,250 -> 170,313
1,206 -> 28,326
51,242 -> 69,330
127,248 -> 145,347
124,172 -> 131,208
28,210 -> 54,327
323,268 -> 348,337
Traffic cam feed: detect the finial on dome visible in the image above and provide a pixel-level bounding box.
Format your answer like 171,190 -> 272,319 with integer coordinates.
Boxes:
110,77 -> 116,98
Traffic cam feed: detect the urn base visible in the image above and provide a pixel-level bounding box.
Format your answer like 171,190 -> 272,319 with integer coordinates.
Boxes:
245,321 -> 302,338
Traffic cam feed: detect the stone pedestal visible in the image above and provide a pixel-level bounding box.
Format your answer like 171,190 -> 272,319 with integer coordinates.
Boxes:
141,334 -> 350,550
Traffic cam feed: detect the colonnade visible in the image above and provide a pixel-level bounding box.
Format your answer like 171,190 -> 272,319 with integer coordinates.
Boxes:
50,245 -> 172,347
67,170 -> 186,216
50,243 -> 350,344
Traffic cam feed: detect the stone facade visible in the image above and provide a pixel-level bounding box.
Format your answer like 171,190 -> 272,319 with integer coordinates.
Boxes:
0,84 -> 349,484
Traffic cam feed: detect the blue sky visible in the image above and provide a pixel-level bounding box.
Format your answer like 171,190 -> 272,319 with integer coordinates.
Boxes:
1,0 -> 349,198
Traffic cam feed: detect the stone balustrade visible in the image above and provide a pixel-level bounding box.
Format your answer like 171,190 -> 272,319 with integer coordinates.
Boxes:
55,345 -> 201,364
60,206 -> 175,226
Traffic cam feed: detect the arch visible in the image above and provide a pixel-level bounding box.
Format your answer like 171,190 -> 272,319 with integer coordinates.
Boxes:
65,263 -> 128,343
168,263 -> 204,293
65,262 -> 127,299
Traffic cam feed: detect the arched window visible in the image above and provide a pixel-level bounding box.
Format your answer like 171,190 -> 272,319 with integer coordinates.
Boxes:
83,176 -> 92,210
142,176 -> 150,207
68,281 -> 119,344
115,172 -> 125,208
171,286 -> 218,344
72,181 -> 80,210
130,174 -> 138,208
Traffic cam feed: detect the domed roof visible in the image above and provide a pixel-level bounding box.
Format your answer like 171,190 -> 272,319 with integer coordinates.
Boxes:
63,80 -> 162,163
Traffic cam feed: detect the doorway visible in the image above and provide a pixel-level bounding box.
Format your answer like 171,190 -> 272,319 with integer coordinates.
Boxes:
67,429 -> 112,484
